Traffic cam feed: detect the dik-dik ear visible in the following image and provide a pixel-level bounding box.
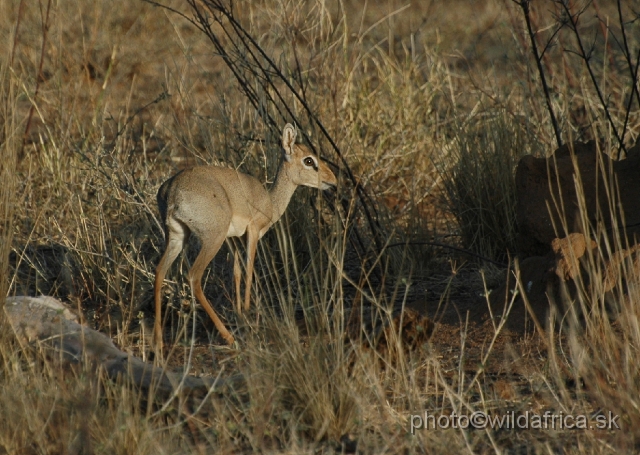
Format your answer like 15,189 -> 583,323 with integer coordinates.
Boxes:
282,123 -> 297,162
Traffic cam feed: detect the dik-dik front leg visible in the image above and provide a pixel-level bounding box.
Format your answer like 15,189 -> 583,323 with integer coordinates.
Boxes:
243,227 -> 259,312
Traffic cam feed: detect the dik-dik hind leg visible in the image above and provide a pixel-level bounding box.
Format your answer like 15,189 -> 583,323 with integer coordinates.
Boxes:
154,221 -> 187,351
189,233 -> 236,345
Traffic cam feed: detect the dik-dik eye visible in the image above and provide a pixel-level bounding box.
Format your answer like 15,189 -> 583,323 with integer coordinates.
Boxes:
303,157 -> 317,170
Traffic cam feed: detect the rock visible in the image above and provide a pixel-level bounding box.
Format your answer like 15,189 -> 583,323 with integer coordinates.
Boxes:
515,140 -> 640,257
491,233 -> 640,329
2,296 -> 237,402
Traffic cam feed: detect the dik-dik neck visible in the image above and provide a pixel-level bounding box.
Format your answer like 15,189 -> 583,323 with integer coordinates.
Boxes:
267,160 -> 297,226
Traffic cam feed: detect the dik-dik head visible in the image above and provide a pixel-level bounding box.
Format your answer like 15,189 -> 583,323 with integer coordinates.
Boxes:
281,124 -> 337,190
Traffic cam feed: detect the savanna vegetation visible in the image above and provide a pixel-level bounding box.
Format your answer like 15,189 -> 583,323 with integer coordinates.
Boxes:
1,0 -> 639,453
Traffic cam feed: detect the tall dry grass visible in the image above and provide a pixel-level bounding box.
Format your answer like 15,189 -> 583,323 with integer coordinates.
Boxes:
1,0 -> 639,453
0,54 -> 17,310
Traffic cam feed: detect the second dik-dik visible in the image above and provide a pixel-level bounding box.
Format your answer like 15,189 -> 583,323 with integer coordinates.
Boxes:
154,124 -> 337,348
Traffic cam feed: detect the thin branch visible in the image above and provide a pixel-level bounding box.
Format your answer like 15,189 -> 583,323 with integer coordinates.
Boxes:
615,0 -> 640,158
617,0 -> 640,110
559,1 -> 626,156
538,23 -> 565,61
516,0 -> 563,148
619,49 -> 640,160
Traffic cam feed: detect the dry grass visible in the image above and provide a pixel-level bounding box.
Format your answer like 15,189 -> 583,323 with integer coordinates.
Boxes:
1,0 -> 640,453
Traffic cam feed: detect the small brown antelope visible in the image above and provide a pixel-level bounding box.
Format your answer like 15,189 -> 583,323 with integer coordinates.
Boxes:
154,124 -> 337,348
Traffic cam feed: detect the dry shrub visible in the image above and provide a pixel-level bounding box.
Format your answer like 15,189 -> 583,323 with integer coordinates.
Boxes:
441,110 -> 541,263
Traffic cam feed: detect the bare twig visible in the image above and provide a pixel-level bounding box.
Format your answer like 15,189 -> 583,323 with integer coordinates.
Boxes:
619,49 -> 640,159
616,0 -> 640,110
558,1 -> 626,155
516,0 -> 563,149
615,0 -> 640,158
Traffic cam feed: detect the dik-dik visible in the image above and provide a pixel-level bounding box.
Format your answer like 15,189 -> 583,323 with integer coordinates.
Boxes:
154,124 -> 337,348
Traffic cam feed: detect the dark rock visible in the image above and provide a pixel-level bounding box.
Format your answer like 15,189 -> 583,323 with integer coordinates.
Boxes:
515,141 -> 640,257
490,233 -> 640,329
